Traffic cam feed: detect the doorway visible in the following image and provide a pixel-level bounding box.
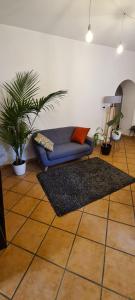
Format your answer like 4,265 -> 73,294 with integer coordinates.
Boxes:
115,80 -> 135,135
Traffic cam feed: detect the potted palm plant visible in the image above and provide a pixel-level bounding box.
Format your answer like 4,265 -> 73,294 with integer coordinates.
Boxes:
0,71 -> 67,175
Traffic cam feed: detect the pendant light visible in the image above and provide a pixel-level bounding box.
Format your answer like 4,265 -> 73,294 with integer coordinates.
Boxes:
117,43 -> 124,54
116,13 -> 125,54
85,0 -> 93,43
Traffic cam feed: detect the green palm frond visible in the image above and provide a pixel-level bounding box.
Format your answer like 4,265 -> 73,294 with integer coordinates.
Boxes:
3,71 -> 39,103
107,112 -> 124,127
0,71 -> 67,164
32,90 -> 67,113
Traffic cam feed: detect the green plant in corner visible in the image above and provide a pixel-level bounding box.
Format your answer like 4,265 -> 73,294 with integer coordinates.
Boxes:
107,111 -> 124,141
93,110 -> 124,155
107,111 -> 124,128
93,127 -> 105,146
0,71 -> 67,174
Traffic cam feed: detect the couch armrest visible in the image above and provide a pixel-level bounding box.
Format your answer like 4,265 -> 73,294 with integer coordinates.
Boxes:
86,136 -> 93,147
33,140 -> 49,167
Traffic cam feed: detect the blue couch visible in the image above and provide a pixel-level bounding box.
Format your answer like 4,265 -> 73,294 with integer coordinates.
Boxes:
32,126 -> 93,168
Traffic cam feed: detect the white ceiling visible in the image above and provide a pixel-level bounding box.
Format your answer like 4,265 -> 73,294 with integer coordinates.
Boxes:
0,0 -> 135,51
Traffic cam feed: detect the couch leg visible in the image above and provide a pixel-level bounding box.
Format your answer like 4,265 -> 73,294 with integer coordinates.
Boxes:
44,167 -> 48,172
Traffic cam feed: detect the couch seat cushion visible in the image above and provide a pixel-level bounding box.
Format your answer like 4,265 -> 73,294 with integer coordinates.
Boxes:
47,142 -> 90,160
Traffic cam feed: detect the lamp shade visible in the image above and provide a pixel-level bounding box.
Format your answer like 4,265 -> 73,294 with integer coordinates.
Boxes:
104,96 -> 122,104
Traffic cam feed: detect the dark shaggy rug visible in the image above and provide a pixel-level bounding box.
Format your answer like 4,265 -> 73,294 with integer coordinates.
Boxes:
37,157 -> 135,216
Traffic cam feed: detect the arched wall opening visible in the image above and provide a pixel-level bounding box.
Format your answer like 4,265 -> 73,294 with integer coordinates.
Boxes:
115,79 -> 135,135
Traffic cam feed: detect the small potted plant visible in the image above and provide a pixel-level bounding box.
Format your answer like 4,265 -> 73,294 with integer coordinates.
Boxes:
94,111 -> 123,155
0,71 -> 67,175
93,127 -> 105,146
112,127 -> 122,141
107,111 -> 124,142
100,133 -> 112,155
93,126 -> 112,155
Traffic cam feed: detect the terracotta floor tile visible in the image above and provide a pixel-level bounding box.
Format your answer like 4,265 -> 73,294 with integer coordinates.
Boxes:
102,195 -> 110,200
90,153 -> 100,158
67,236 -> 104,283
2,176 -> 20,190
102,288 -> 127,300
132,192 -> 135,205
26,183 -> 45,199
131,182 -> 135,191
0,244 -> 33,298
3,191 -> 22,210
1,166 -> 14,177
112,153 -> 126,159
4,209 -> 9,215
27,161 -> 41,172
107,220 -> 135,255
129,170 -> 135,177
12,195 -> 40,217
84,199 -> 109,218
24,171 -> 38,183
125,147 -> 135,153
0,249 -> 5,257
113,149 -> 125,154
38,227 -> 74,267
109,202 -> 135,226
52,211 -> 82,233
13,256 -> 63,300
110,190 -> 132,205
128,163 -> 135,172
11,180 -> 34,194
99,156 -> 113,163
5,212 -> 26,241
112,157 -> 127,164
78,213 -> 107,244
0,294 -> 8,300
122,184 -> 130,191
126,153 -> 135,159
127,158 -> 135,165
57,271 -> 101,300
1,175 -> 7,182
112,163 -> 128,172
103,247 -> 135,299
43,195 -> 49,201
13,219 -> 48,253
31,201 -> 55,225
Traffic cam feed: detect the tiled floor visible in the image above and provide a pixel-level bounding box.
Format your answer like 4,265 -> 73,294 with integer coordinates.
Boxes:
0,136 -> 135,300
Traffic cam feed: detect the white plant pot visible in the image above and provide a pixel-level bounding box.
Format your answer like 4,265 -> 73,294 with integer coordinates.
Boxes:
112,131 -> 122,141
13,161 -> 26,176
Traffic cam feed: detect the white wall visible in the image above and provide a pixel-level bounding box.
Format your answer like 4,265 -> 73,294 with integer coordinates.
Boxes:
0,24 -> 135,165
120,80 -> 135,135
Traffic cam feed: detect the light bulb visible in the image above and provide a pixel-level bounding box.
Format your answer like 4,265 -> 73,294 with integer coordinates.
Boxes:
117,43 -> 124,54
85,24 -> 93,43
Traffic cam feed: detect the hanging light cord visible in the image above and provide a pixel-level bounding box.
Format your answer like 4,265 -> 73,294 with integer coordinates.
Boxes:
120,12 -> 125,43
88,0 -> 92,26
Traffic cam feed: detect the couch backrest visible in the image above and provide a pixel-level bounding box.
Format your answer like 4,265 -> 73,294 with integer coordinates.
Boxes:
33,127 -> 75,144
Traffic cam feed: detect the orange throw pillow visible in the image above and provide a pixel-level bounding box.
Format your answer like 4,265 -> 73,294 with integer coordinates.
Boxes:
71,127 -> 90,144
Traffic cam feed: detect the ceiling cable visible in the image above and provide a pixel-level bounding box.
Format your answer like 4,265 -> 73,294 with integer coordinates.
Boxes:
85,0 -> 94,43
88,0 -> 92,25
